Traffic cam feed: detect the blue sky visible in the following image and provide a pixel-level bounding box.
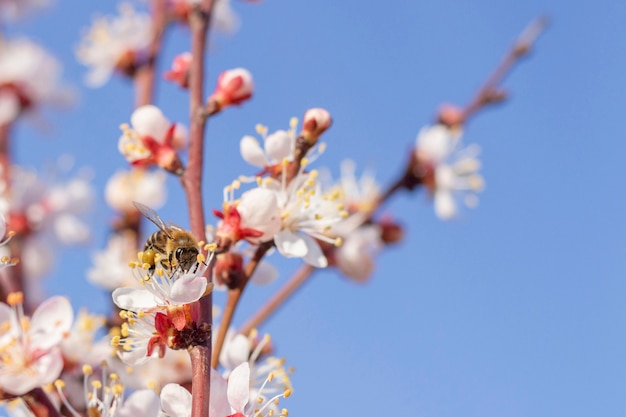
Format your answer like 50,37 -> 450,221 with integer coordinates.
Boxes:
5,0 -> 626,416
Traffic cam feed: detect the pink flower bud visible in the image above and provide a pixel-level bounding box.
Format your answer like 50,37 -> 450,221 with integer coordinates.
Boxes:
208,68 -> 254,109
164,52 -> 192,89
301,108 -> 332,142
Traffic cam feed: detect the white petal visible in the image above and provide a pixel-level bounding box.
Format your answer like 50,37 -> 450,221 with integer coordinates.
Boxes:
118,389 -> 161,417
131,105 -> 171,142
0,348 -> 63,395
274,230 -> 308,258
54,214 -> 90,244
300,234 -> 328,268
0,93 -> 20,125
227,362 -> 250,413
112,287 -> 158,311
220,333 -> 250,370
238,188 -> 281,241
85,67 -> 114,88
119,346 -> 152,366
209,369 -> 231,417
250,261 -> 278,285
434,190 -> 457,220
240,135 -> 268,167
160,384 -> 192,417
264,130 -> 291,162
168,274 -> 207,305
30,296 -> 73,350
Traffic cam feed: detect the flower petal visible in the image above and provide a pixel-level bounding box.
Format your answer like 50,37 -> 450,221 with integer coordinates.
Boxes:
30,296 -> 73,350
300,234 -> 328,268
434,190 -> 456,220
112,287 -> 158,311
0,347 -> 63,395
169,274 -> 207,305
131,105 -> 171,142
274,230 -> 308,258
264,130 -> 292,162
227,362 -> 250,413
240,135 -> 268,167
117,389 -> 161,417
160,384 -> 192,417
250,261 -> 278,285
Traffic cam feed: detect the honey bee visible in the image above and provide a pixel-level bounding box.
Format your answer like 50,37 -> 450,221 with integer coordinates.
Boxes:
133,201 -> 200,274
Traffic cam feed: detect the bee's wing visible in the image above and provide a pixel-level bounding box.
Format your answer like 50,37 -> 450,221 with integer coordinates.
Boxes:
133,201 -> 174,239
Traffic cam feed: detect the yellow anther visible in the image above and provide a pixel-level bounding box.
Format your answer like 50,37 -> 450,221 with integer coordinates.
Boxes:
7,292 -> 24,306
204,243 -> 217,251
281,408 -> 289,416
268,372 -> 275,382
256,176 -> 263,186
301,157 -> 309,168
92,381 -> 102,390
249,328 -> 258,339
137,310 -> 145,318
289,117 -> 298,129
197,253 -> 206,263
284,388 -> 292,398
309,169 -> 318,179
339,210 -> 349,218
156,268 -> 165,277
112,383 -> 124,395
263,333 -> 271,343
256,397 -> 264,404
54,380 -> 66,389
126,366 -> 134,374
147,380 -> 157,390
282,157 -> 289,167
82,365 -> 93,376
110,373 -> 119,381
255,124 -> 267,135
314,214 -> 322,220
111,336 -> 121,346
123,344 -> 132,351
121,324 -> 129,337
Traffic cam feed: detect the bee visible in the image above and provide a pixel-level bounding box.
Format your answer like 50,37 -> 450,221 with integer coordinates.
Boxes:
133,201 -> 200,274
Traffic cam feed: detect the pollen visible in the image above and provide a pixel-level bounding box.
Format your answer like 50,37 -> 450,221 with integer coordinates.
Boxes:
334,237 -> 343,247
204,243 -> 217,251
83,364 -> 93,376
284,389 -> 292,398
7,292 -> 24,306
111,336 -> 121,346
112,383 -> 124,395
54,380 -> 66,389
92,380 -> 102,390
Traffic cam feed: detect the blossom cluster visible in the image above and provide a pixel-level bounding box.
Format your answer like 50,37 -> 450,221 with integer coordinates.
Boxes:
0,0 -> 537,415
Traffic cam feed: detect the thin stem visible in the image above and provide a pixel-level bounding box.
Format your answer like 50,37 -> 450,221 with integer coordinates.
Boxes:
134,0 -> 167,107
180,2 -> 214,417
461,16 -> 549,122
240,264 -> 315,335
23,388 -> 62,417
211,242 -> 273,368
0,123 -> 23,303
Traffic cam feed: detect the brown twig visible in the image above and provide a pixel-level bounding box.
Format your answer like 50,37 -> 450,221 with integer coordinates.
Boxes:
211,241 -> 273,368
459,16 -> 549,123
134,0 -> 167,107
180,2 -> 214,417
240,264 -> 315,336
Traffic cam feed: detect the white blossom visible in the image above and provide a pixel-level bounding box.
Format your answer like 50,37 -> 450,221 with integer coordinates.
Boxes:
0,294 -> 73,395
77,3 -> 152,87
0,38 -> 73,125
